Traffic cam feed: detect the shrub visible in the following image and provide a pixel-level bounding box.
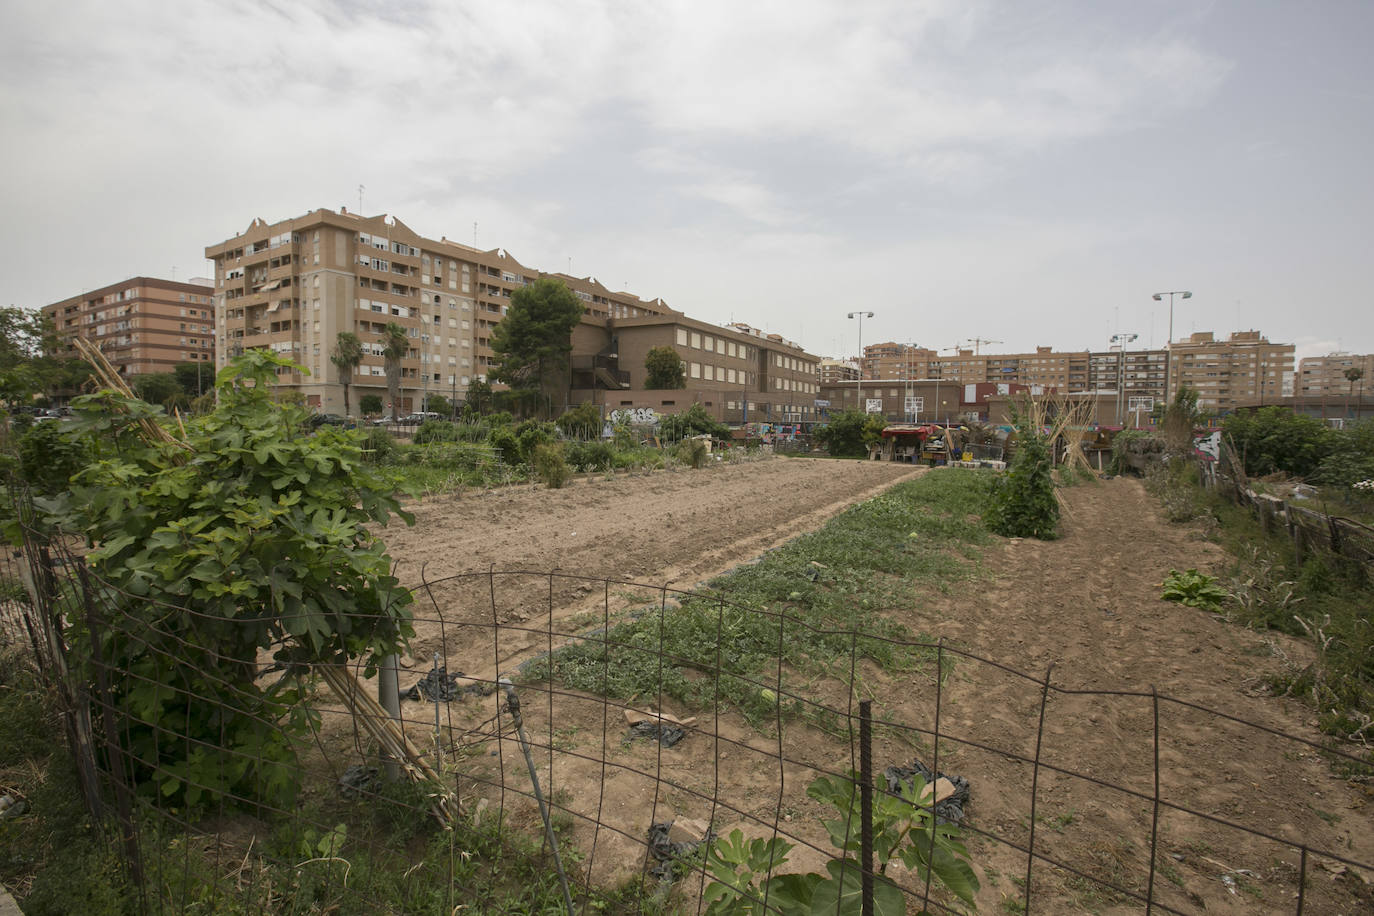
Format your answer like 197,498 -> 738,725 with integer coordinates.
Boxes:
412,419 -> 458,445
659,404 -> 729,442
531,442 -> 571,489
812,409 -> 884,458
555,402 -> 601,440
15,420 -> 91,496
985,420 -> 1058,539
677,437 -> 709,469
565,440 -> 615,472
1222,406 -> 1335,478
514,420 -> 557,463
361,426 -> 396,460
43,351 -> 414,814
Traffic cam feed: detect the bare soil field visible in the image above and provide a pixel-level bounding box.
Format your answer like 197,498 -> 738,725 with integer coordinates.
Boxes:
359,463 -> 1373,915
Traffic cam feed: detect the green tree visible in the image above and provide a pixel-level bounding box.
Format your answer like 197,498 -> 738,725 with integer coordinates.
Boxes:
489,278 -> 584,417
659,403 -> 730,441
359,393 -> 384,416
644,345 -> 686,389
424,393 -> 450,416
1346,366 -> 1365,418
129,372 -> 183,407
814,409 -> 883,458
380,322 -> 409,418
0,308 -> 90,408
462,378 -> 493,418
173,361 -> 213,400
331,331 -> 364,417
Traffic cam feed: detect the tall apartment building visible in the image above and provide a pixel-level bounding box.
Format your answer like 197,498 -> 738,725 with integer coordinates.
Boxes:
205,208 -> 675,413
1167,330 -> 1294,409
1297,353 -> 1373,397
861,342 -> 935,380
819,358 -> 859,384
42,277 -> 216,377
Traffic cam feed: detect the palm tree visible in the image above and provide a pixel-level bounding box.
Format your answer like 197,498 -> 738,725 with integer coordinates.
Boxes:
1345,366 -> 1365,419
330,331 -> 363,417
380,322 -> 410,419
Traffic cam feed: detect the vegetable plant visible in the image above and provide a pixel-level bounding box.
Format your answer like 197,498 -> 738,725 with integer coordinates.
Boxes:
1160,568 -> 1229,611
702,771 -> 979,915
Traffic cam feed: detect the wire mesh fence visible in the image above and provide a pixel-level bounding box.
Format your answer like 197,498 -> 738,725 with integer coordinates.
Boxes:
2,535 -> 1373,914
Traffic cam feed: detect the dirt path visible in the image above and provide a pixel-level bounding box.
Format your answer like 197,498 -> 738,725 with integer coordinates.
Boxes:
897,477 -> 1374,914
364,468 -> 1373,914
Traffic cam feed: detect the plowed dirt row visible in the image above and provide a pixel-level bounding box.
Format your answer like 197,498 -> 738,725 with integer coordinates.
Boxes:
366,466 -> 1373,915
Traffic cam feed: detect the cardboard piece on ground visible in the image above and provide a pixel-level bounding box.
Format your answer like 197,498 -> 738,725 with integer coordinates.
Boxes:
917,777 -> 957,806
623,706 -> 697,727
668,817 -> 710,845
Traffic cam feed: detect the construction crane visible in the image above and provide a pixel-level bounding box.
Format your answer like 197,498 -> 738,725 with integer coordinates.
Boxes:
964,337 -> 1003,355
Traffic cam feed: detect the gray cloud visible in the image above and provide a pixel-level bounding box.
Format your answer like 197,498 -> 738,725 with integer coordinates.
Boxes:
2,0 -> 1369,363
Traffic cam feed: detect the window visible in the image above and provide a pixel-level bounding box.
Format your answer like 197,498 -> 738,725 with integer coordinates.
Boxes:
676,328 -> 688,346
690,362 -> 701,378
690,332 -> 701,349
704,365 -> 714,381
704,335 -> 714,351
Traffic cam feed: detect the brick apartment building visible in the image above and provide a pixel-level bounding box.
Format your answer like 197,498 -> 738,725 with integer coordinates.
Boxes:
42,277 -> 217,377
205,208 -> 821,421
1166,330 -> 1294,409
1296,352 -> 1373,397
205,208 -> 680,414
860,342 -> 936,380
571,315 -> 821,427
855,331 -> 1291,413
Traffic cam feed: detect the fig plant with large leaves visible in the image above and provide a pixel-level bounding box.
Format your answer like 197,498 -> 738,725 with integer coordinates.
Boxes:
44,350 -> 414,814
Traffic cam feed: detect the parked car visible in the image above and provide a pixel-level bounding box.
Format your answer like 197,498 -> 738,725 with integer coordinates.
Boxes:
308,413 -> 354,428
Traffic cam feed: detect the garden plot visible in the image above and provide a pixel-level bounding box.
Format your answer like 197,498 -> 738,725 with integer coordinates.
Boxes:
346,463 -> 1374,914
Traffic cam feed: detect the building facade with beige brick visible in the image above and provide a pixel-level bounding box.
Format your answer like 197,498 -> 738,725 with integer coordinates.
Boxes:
1166,330 -> 1294,409
205,208 -> 676,414
1296,353 -> 1373,397
205,208 -> 821,422
571,316 -> 821,427
42,277 -> 216,378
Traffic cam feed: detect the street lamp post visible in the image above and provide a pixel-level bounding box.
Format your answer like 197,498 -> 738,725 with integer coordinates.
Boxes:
848,311 -> 874,412
1152,290 -> 1192,399
1111,332 -> 1138,426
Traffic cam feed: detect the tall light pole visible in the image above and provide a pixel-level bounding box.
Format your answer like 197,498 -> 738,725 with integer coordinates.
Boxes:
1153,290 -> 1192,399
848,311 -> 874,412
1111,332 -> 1138,426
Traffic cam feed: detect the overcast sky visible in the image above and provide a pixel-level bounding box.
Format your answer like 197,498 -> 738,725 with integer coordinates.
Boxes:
3,0 -> 1370,362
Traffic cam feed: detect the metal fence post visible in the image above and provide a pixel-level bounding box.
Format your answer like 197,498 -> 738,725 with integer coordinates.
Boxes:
378,653 -> 402,780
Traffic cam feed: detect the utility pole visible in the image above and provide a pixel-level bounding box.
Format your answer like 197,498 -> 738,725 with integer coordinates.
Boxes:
935,345 -> 961,426
848,311 -> 874,412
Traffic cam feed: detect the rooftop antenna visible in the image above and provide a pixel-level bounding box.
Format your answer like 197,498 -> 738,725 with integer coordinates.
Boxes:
358,184 -> 365,213
171,265 -> 177,281
473,222 -> 478,248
